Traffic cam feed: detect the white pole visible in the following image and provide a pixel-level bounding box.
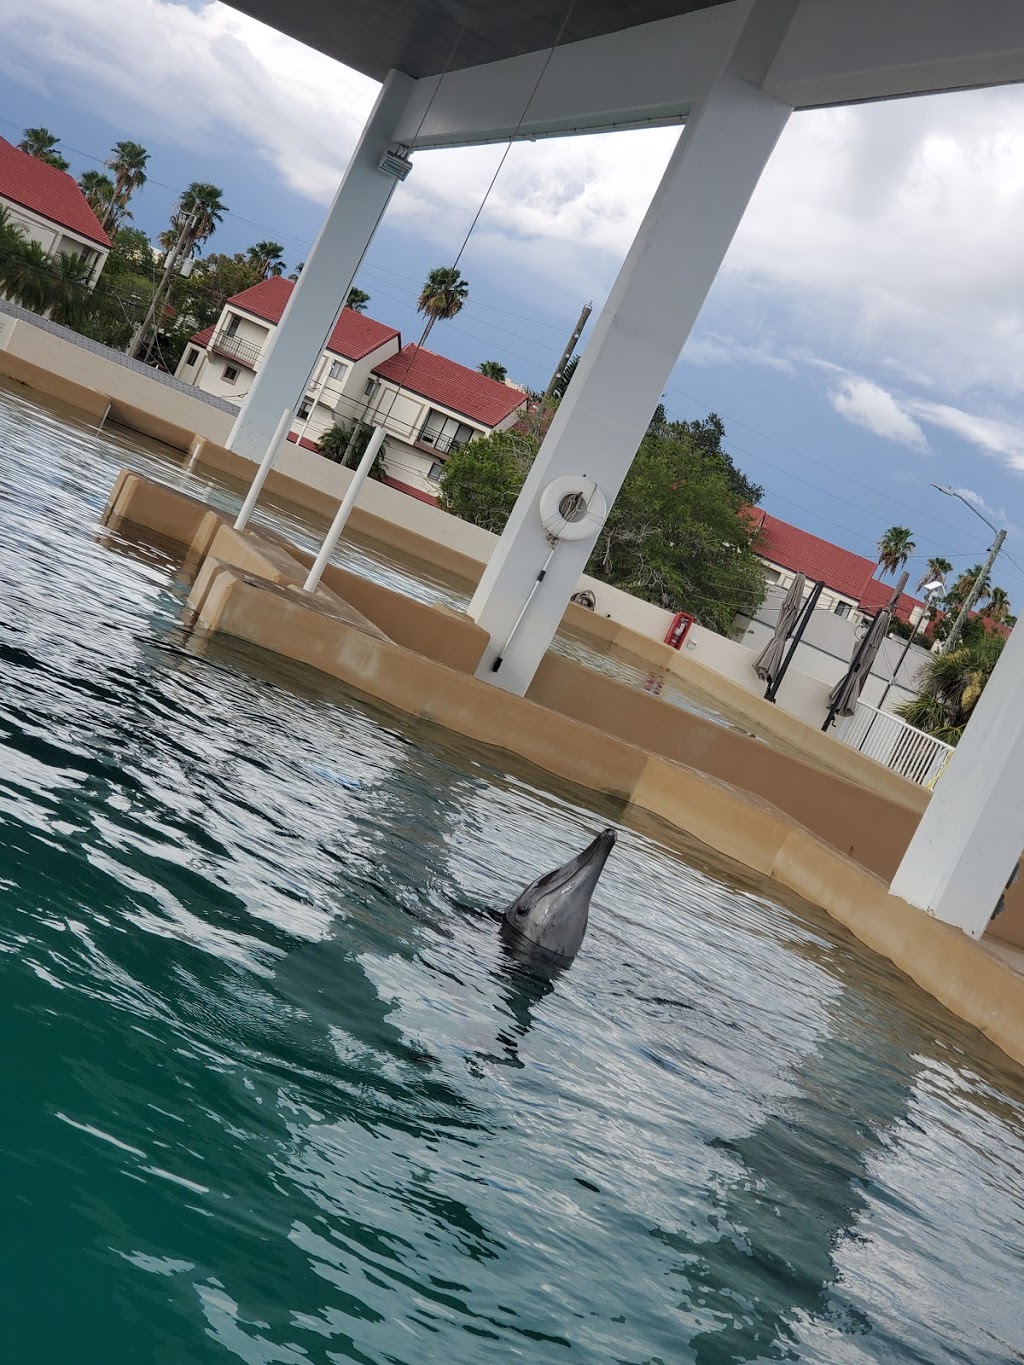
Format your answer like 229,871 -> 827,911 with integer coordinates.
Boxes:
303,426 -> 385,593
233,407 -> 292,532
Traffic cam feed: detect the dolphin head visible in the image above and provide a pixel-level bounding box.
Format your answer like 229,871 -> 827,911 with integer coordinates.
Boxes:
501,828 -> 617,964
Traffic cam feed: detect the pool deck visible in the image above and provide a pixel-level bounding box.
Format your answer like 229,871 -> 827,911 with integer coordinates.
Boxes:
98,468 -> 1024,1074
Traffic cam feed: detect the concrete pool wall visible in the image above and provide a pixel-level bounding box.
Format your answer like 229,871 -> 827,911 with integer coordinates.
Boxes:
100,470 -> 1024,1069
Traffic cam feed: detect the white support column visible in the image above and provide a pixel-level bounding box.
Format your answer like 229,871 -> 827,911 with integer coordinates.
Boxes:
469,0 -> 797,694
890,622 -> 1024,938
227,70 -> 415,460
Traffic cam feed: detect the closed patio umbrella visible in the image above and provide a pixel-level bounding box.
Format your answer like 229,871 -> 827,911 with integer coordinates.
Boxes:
824,576 -> 906,726
754,572 -> 806,686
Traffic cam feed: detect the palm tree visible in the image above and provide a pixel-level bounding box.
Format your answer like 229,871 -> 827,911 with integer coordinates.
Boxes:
416,265 -> 469,347
47,252 -> 94,328
917,556 -> 952,593
165,183 -> 228,257
897,640 -> 1003,744
246,240 -> 285,279
876,526 -> 916,579
985,586 -> 1012,624
18,127 -> 68,171
479,360 -> 507,382
947,563 -> 992,611
4,241 -> 54,313
346,286 -> 370,312
103,141 -> 149,232
0,207 -> 27,291
78,170 -> 116,221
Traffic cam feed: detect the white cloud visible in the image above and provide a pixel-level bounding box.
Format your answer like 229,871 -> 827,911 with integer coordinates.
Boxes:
906,399 -> 1024,472
828,375 -> 928,451
683,332 -> 795,374
949,486 -> 1010,528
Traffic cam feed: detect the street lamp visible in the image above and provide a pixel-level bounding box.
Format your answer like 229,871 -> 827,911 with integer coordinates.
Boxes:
930,484 -> 1007,653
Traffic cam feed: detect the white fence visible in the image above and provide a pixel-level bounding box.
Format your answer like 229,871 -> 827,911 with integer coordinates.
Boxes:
836,702 -> 955,789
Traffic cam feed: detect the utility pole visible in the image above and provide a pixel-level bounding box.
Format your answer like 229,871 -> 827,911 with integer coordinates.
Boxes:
941,529 -> 1006,654
542,302 -> 591,405
126,209 -> 198,361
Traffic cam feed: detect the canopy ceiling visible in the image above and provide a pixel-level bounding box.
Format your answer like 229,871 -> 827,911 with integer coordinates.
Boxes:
225,0 -> 733,82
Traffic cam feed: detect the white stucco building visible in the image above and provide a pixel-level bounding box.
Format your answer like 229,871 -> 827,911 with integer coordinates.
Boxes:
0,138 -> 110,288
361,343 -> 527,500
178,278 -> 527,499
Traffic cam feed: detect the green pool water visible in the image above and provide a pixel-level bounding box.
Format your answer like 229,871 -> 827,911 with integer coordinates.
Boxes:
1,382 -> 1023,1363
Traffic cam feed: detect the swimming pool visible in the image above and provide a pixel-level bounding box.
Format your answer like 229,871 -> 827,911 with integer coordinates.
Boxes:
2,381 -> 1023,1363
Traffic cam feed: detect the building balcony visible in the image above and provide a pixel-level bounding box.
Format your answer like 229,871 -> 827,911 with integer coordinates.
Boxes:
211,331 -> 262,368
415,429 -> 464,456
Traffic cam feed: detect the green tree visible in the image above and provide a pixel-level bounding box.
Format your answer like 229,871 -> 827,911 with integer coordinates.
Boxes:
439,413 -> 766,633
18,127 -> 68,171
47,252 -> 94,328
246,240 -> 285,279
103,141 -> 149,232
3,240 -> 53,312
438,428 -> 534,531
0,207 -> 27,293
78,170 -> 116,221
479,359 -> 508,382
876,526 -> 916,578
346,285 -> 370,312
160,182 -> 228,257
918,556 -> 952,593
985,586 -> 1012,624
78,226 -> 159,349
897,637 -> 1005,744
416,265 -> 468,347
947,563 -> 992,611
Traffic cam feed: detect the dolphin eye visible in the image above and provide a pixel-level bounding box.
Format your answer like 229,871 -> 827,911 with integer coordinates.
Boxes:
515,905 -> 527,919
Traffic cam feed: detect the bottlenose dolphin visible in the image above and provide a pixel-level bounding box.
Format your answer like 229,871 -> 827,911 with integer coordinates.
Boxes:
501,828 -> 616,964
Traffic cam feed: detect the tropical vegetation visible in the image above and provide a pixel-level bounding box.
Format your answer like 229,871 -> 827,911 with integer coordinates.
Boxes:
876,526 -> 916,579
897,637 -> 1005,744
478,359 -> 507,382
346,286 -> 370,312
416,265 -> 469,347
439,408 -> 767,634
18,127 -> 68,171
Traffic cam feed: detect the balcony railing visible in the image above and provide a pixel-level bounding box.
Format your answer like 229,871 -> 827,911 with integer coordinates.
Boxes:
416,428 -> 465,456
836,701 -> 954,788
211,330 -> 263,368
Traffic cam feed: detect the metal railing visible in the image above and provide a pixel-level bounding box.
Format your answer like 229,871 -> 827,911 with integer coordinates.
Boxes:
836,701 -> 955,788
416,428 -> 465,455
211,330 -> 263,367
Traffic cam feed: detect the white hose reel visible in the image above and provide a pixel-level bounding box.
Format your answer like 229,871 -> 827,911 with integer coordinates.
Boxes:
538,475 -> 608,542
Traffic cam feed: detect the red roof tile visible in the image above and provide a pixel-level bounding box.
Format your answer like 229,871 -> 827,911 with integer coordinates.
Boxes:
372,345 -> 527,428
0,138 -> 110,248
749,509 -> 925,623
227,277 -> 399,360
190,325 -> 215,347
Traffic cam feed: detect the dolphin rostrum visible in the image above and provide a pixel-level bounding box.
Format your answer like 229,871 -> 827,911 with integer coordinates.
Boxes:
501,828 -> 617,964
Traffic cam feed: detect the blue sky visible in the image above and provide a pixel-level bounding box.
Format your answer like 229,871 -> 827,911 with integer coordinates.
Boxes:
4,0 -> 1024,604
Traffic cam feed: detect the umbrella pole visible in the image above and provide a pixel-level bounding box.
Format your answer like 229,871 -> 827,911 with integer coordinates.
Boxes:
766,580 -> 824,704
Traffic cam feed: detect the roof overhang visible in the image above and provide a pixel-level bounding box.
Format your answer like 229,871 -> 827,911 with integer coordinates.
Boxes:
225,0 -> 1024,152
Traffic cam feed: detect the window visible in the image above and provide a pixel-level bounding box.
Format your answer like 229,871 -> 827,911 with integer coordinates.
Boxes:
185,348 -> 199,366
418,411 -> 476,454
834,601 -> 852,618
223,365 -> 239,383
328,359 -> 347,382
363,378 -> 379,398
224,312 -> 240,338
297,397 -> 312,420
428,461 -> 444,481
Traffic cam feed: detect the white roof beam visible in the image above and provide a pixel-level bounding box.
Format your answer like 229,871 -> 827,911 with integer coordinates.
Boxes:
392,4 -> 751,149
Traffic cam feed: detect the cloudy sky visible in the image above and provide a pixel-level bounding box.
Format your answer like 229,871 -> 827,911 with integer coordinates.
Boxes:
4,0 -> 1024,603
